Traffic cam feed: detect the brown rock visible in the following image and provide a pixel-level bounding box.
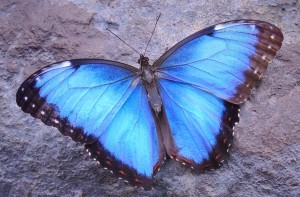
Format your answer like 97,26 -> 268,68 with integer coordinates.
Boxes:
1,0 -> 299,196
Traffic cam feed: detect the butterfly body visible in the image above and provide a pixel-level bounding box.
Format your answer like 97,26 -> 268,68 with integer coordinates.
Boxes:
139,55 -> 163,115
16,20 -> 283,190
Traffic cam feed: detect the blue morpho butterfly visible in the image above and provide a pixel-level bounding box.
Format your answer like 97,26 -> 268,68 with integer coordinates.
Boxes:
16,18 -> 283,190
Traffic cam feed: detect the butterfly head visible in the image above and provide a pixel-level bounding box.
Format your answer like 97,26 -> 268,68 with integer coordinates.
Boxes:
139,54 -> 153,83
138,55 -> 150,66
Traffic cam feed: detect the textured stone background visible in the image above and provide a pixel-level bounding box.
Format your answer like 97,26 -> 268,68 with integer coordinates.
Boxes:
1,0 -> 299,196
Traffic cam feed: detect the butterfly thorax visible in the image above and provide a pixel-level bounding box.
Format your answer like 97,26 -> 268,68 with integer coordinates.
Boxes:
139,55 -> 162,115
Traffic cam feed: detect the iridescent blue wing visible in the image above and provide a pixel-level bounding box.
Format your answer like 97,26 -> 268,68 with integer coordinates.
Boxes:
16,59 -> 165,189
154,20 -> 283,170
158,79 -> 239,171
155,20 -> 283,104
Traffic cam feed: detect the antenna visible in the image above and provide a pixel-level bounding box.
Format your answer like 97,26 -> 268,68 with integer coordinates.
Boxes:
143,13 -> 161,56
106,28 -> 140,56
106,13 -> 162,57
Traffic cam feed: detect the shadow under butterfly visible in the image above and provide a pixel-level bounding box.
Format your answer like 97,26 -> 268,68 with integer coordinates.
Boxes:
16,18 -> 283,190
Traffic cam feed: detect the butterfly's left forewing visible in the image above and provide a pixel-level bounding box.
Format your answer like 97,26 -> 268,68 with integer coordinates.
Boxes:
16,59 -> 165,189
155,20 -> 283,104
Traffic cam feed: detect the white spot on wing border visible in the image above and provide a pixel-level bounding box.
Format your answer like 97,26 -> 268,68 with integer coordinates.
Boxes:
39,61 -> 72,75
214,21 -> 256,31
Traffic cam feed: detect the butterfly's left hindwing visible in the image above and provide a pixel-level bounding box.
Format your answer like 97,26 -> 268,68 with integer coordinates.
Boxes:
16,59 -> 165,190
158,79 -> 239,170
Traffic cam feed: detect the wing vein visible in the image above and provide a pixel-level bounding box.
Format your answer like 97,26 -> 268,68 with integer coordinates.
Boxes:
70,75 -> 136,89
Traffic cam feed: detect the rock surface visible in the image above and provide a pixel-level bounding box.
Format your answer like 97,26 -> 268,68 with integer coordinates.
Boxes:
0,0 -> 299,196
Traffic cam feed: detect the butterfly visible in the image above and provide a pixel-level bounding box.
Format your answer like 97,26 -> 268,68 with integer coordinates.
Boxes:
16,19 -> 283,190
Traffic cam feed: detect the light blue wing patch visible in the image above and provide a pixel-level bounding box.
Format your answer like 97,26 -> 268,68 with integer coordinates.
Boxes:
99,84 -> 161,178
